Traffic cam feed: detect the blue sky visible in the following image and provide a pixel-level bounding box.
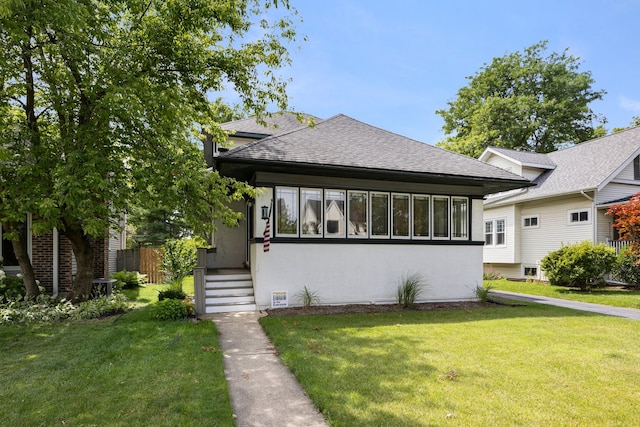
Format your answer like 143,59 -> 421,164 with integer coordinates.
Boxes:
260,0 -> 640,145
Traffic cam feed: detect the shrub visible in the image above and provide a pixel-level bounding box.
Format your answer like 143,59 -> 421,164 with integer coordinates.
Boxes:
612,249 -> 640,289
162,238 -> 205,283
475,283 -> 493,302
295,286 -> 320,308
153,298 -> 191,321
158,287 -> 187,301
483,270 -> 504,280
540,241 -> 617,291
111,270 -> 147,289
396,272 -> 425,308
0,272 -> 25,303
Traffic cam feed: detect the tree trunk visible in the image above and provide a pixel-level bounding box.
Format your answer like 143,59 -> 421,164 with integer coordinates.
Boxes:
2,222 -> 40,298
63,225 -> 95,303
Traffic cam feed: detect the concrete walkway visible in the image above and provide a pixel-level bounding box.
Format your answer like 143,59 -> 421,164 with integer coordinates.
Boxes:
207,311 -> 328,427
490,290 -> 640,319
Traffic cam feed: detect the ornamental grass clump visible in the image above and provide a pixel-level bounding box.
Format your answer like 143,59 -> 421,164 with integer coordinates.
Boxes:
396,272 -> 425,308
295,286 -> 321,308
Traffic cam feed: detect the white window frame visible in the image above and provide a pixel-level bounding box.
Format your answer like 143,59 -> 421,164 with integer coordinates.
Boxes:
300,187 -> 323,238
391,193 -> 411,239
369,191 -> 390,239
523,266 -> 538,278
275,186 -> 299,237
432,195 -> 450,240
567,208 -> 591,225
324,189 -> 346,238
347,190 -> 369,239
451,196 -> 469,240
484,218 -> 506,247
412,194 -> 430,240
522,214 -> 540,229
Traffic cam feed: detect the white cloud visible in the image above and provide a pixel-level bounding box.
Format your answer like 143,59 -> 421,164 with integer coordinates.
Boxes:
619,96 -> 640,113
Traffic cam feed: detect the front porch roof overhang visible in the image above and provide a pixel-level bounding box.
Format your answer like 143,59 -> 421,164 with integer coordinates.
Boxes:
215,158 -> 534,197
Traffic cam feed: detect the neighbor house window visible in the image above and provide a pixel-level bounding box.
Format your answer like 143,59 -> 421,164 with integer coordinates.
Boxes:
432,196 -> 449,239
523,215 -> 540,228
370,192 -> 390,238
348,191 -> 368,238
300,188 -> 322,236
392,193 -> 410,238
412,195 -> 430,239
568,209 -> 590,225
484,218 -> 506,246
276,187 -> 298,236
451,197 -> 468,239
524,266 -> 538,277
325,189 -> 346,238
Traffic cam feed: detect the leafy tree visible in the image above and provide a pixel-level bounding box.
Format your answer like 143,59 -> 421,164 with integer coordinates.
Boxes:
436,41 -> 606,157
0,0 -> 300,302
607,192 -> 640,254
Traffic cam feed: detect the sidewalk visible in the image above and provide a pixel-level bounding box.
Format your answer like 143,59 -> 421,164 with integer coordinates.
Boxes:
489,290 -> 640,319
207,311 -> 328,427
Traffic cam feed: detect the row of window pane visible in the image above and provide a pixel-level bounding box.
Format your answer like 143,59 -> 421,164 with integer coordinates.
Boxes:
275,187 -> 468,240
484,219 -> 505,246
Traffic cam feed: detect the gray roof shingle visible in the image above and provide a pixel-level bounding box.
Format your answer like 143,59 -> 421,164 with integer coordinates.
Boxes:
486,126 -> 640,205
219,114 -> 530,187
486,147 -> 556,168
220,112 -> 321,137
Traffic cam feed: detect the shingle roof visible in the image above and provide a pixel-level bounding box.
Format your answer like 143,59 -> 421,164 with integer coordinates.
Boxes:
220,112 -> 321,137
485,126 -> 640,205
484,147 -> 556,168
218,114 -> 530,192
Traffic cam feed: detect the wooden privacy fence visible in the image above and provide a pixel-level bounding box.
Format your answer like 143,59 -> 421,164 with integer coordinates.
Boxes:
116,247 -> 165,283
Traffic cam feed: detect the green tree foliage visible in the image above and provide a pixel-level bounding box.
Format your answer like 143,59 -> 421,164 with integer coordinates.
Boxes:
540,241 -> 617,291
612,116 -> 640,133
436,41 -> 606,158
0,0 -> 300,302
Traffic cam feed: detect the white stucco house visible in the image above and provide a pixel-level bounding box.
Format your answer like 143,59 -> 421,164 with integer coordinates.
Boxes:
194,113 -> 531,313
480,126 -> 640,280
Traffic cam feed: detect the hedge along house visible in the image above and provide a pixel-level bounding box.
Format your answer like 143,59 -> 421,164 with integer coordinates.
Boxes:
194,113 -> 531,313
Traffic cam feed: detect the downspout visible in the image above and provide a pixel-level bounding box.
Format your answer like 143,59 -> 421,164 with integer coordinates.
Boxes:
52,227 -> 59,298
580,190 -> 596,243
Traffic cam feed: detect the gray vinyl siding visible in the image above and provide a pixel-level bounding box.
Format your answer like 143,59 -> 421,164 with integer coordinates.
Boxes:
484,154 -> 520,175
596,182 -> 640,204
597,208 -> 615,243
483,204 -> 519,264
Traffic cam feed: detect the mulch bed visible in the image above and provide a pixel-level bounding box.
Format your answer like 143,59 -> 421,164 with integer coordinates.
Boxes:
264,301 -> 495,316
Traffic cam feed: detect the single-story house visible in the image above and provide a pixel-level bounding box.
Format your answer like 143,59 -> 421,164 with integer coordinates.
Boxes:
0,218 -> 125,297
479,126 -> 640,280
194,113 -> 531,313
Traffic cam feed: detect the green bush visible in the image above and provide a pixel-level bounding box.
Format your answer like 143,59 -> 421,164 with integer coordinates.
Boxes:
613,249 -> 640,289
153,298 -> 191,321
158,287 -> 187,301
111,270 -> 147,289
396,272 -> 425,308
0,272 -> 26,303
161,238 -> 205,283
540,241 -> 617,291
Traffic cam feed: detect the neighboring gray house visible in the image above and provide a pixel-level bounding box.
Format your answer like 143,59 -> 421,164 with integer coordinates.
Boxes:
480,126 -> 640,280
195,113 -> 530,313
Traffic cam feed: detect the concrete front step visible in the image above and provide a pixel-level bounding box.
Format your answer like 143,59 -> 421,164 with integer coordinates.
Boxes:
205,279 -> 253,289
205,287 -> 253,297
205,303 -> 257,313
206,295 -> 255,305
206,273 -> 251,282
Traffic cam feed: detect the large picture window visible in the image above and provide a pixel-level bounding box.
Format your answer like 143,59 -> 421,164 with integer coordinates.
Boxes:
348,191 -> 368,237
272,186 -> 470,242
276,187 -> 298,236
301,188 -> 322,236
432,196 -> 449,239
392,193 -> 410,238
325,190 -> 346,238
370,192 -> 389,238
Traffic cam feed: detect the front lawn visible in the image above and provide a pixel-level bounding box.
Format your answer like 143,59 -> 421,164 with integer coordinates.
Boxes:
261,305 -> 640,426
0,277 -> 233,427
487,279 -> 640,308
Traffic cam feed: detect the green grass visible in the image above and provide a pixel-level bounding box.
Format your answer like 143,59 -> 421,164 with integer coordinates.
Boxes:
487,279 -> 640,309
261,306 -> 640,426
0,275 -> 233,427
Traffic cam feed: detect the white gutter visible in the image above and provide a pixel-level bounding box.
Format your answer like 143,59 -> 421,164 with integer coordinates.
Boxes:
52,227 -> 59,298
